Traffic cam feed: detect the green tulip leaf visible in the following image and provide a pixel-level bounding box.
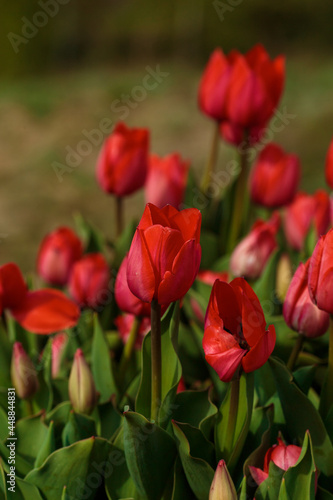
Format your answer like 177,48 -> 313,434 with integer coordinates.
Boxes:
92,315 -> 118,403
61,411 -> 96,447
283,431 -> 316,500
255,461 -> 284,500
123,411 -> 177,500
34,421 -> 56,469
25,436 -> 113,500
172,421 -> 214,500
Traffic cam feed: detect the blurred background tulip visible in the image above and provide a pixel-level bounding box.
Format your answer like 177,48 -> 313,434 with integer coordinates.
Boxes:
37,226 -> 83,286
144,153 -> 189,209
11,342 -> 39,400
68,348 -> 98,414
68,252 -> 110,309
249,143 -> 300,208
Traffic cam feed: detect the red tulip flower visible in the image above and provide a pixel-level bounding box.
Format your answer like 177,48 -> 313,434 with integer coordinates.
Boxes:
0,263 -> 80,334
284,260 -> 329,338
68,253 -> 110,310
203,278 -> 276,382
284,190 -> 330,251
127,204 -> 201,305
249,143 -> 300,208
191,270 -> 229,323
230,212 -> 280,280
145,153 -> 190,209
249,438 -> 302,486
115,255 -> 151,317
199,44 -> 285,145
37,227 -> 83,286
308,228 -> 333,314
325,137 -> 333,190
96,122 -> 149,197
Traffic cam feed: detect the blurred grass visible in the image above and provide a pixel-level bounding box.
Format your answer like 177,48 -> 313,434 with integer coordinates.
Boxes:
0,55 -> 332,272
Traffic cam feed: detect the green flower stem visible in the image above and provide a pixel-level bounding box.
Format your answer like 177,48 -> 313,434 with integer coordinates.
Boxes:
287,335 -> 304,372
116,196 -> 123,238
151,299 -> 162,422
119,316 -> 141,380
320,316 -> 333,419
200,122 -> 220,194
224,377 -> 240,457
227,135 -> 250,254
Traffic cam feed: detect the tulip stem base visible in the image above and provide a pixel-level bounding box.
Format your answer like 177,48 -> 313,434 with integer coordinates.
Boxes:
320,316 -> 333,419
227,134 -> 250,254
119,316 -> 141,382
201,122 -> 220,194
116,196 -> 123,238
287,335 -> 304,372
151,299 -> 161,422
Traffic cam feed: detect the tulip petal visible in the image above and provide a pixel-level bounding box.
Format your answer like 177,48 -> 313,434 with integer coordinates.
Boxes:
308,235 -> 325,305
157,239 -> 201,304
231,278 -> 266,340
206,280 -> 241,337
142,225 -> 184,279
248,466 -> 268,486
0,263 -> 27,310
127,229 -> 156,303
242,324 -> 276,373
10,289 -> 80,334
169,208 -> 202,243
139,203 -> 170,230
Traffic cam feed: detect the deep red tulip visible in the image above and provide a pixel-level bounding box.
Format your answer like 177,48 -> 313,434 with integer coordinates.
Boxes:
230,212 -> 280,280
325,137 -> 333,190
284,259 -> 329,338
249,438 -> 302,486
127,204 -> 201,305
11,342 -> 39,399
0,263 -> 80,334
115,314 -> 151,350
96,122 -> 149,196
203,278 -> 276,382
199,44 -> 285,145
191,270 -> 229,323
37,227 -> 83,286
115,255 -> 151,317
284,190 -> 330,251
308,228 -> 333,314
249,143 -> 300,208
145,153 -> 189,209
68,253 -> 110,309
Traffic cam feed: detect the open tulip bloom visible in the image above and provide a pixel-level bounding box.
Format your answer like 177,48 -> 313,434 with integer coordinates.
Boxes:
203,278 -> 276,382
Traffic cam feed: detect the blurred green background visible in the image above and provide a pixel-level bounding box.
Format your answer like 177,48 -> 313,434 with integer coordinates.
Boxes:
0,0 -> 332,271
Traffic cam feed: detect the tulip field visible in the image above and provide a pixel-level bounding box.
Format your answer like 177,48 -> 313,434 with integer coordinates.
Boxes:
1,43 -> 333,499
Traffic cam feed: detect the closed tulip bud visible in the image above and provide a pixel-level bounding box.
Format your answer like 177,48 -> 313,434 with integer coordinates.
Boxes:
68,349 -> 97,414
11,342 -> 39,399
145,153 -> 189,209
51,332 -> 68,378
68,253 -> 110,310
284,190 -> 330,251
37,227 -> 83,286
96,122 -> 149,197
230,212 -> 280,280
127,204 -> 201,305
249,437 -> 302,486
275,253 -> 292,302
284,260 -> 329,337
325,137 -> 333,190
203,278 -> 276,382
249,143 -> 300,208
209,460 -> 237,500
308,228 -> 333,314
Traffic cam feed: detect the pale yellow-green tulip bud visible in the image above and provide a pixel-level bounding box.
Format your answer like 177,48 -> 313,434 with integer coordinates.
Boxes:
276,253 -> 292,302
209,460 -> 237,500
68,348 -> 97,414
11,342 -> 39,399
